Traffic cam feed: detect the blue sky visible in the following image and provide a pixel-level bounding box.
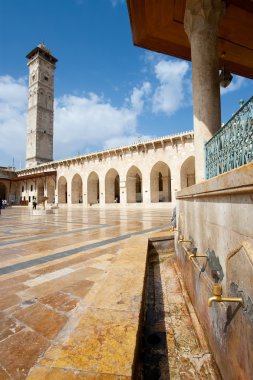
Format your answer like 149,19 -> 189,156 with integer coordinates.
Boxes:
0,0 -> 252,168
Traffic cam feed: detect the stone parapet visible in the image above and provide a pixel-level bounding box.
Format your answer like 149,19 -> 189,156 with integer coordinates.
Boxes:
176,162 -> 253,380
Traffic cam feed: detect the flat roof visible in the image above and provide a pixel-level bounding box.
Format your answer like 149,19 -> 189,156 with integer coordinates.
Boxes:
26,46 -> 58,64
127,0 -> 253,79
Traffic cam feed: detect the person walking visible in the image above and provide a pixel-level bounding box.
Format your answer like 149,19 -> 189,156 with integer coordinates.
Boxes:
33,198 -> 37,210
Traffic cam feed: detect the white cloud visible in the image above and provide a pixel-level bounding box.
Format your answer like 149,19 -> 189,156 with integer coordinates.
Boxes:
220,75 -> 246,95
0,75 -> 149,166
0,76 -> 27,167
152,60 -> 191,115
129,82 -> 151,113
54,90 -> 143,159
0,75 -> 27,108
1,67 -> 248,168
54,82 -> 154,159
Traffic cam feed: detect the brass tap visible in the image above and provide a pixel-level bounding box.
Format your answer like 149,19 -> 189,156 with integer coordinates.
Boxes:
189,253 -> 208,260
184,247 -> 207,260
208,284 -> 244,307
178,235 -> 191,244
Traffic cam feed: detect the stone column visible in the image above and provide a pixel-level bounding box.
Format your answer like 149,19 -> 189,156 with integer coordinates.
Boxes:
82,174 -> 87,207
67,178 -> 71,206
170,170 -> 180,204
44,177 -> 48,207
120,180 -> 127,206
99,177 -> 105,207
142,172 -> 150,205
163,175 -> 169,202
184,0 -> 225,182
54,184 -> 58,206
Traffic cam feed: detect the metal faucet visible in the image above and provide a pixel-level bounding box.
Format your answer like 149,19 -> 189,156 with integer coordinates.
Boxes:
189,252 -> 208,260
178,235 -> 192,244
208,284 -> 244,307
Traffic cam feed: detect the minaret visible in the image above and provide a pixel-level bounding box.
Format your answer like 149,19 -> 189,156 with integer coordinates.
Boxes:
26,44 -> 57,168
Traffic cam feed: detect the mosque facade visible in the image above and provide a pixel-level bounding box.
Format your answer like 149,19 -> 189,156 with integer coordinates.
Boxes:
0,45 -> 195,208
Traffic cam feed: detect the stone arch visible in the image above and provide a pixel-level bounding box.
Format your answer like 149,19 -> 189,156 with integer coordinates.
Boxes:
71,174 -> 83,204
105,169 -> 120,204
38,88 -> 46,107
47,177 -> 55,203
126,166 -> 142,203
0,182 -> 7,200
58,176 -> 67,204
87,172 -> 99,205
150,161 -> 172,202
180,156 -> 195,189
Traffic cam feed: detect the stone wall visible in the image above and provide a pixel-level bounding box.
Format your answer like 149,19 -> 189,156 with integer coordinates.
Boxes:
176,162 -> 253,380
0,169 -> 18,203
16,132 -> 195,208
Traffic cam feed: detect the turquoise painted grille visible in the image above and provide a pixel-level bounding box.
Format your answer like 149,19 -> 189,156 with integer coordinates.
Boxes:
205,96 -> 253,179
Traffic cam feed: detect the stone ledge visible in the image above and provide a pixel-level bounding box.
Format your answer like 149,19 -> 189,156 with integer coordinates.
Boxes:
177,162 -> 253,199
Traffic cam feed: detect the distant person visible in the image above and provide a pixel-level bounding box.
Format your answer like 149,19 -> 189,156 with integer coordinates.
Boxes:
33,199 -> 37,210
2,199 -> 7,209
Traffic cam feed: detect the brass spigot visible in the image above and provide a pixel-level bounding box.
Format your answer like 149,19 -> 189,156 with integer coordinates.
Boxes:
184,247 -> 207,260
208,284 -> 244,307
178,235 -> 191,244
189,253 -> 208,260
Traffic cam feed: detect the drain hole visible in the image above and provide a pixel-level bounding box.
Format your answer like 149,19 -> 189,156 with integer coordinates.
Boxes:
147,333 -> 161,345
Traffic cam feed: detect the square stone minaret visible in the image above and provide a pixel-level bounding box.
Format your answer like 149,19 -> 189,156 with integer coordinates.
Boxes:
26,44 -> 57,168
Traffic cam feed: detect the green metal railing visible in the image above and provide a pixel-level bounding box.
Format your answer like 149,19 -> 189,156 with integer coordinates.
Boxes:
205,96 -> 253,179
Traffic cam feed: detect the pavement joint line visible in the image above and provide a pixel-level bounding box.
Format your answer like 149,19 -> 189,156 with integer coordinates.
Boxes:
0,224 -> 170,275
0,224 -> 111,247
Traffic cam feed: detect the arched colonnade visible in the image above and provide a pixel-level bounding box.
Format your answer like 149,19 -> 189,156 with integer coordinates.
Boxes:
56,157 -> 195,206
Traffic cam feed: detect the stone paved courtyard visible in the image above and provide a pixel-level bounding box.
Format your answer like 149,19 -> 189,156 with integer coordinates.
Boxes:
0,207 -> 220,379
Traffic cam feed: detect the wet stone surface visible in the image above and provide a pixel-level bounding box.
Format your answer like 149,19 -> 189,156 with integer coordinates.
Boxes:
0,208 -> 220,379
0,207 -> 170,379
138,238 -> 221,379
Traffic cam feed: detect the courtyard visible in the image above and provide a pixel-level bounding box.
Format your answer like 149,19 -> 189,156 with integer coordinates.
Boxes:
0,207 -> 170,379
0,207 -> 221,379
